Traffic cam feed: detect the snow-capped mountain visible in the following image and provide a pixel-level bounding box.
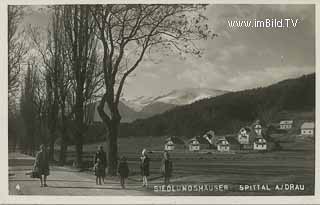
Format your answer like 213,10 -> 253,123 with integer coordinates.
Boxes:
121,96 -> 155,112
122,88 -> 228,117
92,88 -> 228,123
150,88 -> 228,105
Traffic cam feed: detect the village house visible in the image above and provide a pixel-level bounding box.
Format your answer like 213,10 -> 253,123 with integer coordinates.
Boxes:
237,120 -> 268,150
253,136 -> 267,151
300,122 -> 315,136
237,127 -> 252,149
279,120 -> 293,130
252,121 -> 267,150
164,138 -> 175,151
188,138 -> 200,151
216,137 -> 230,152
203,130 -> 216,149
254,123 -> 262,135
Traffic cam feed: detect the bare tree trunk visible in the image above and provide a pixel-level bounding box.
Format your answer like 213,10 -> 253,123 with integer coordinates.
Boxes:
59,140 -> 68,165
59,108 -> 68,165
106,119 -> 119,175
75,139 -> 83,168
49,138 -> 55,161
74,92 -> 84,167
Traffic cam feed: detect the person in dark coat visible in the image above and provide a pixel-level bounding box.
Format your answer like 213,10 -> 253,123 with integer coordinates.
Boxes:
33,144 -> 50,187
140,148 -> 150,187
94,145 -> 107,183
118,156 -> 129,189
94,158 -> 104,185
161,151 -> 173,185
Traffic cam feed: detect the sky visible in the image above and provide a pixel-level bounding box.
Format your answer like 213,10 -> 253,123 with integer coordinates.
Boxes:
21,4 -> 315,99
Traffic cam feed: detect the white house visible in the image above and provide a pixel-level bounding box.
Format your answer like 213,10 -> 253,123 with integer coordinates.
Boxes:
253,137 -> 267,150
238,128 -> 250,144
301,122 -> 315,136
254,123 -> 262,135
188,138 -> 200,152
280,120 -> 293,130
164,139 -> 175,151
216,138 -> 230,152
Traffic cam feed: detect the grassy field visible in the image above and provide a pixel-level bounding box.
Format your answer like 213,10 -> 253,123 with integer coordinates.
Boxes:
56,135 -> 315,196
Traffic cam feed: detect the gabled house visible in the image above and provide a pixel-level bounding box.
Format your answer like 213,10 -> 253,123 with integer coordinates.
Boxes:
279,120 -> 293,130
301,122 -> 315,136
237,127 -> 252,149
203,130 -> 217,149
237,120 -> 268,150
253,123 -> 262,135
253,136 -> 267,150
252,121 -> 267,150
164,138 -> 175,151
188,138 -> 200,152
216,137 -> 230,152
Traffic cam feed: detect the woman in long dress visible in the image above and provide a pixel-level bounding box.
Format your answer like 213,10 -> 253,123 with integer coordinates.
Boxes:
94,145 -> 107,183
34,144 -> 50,187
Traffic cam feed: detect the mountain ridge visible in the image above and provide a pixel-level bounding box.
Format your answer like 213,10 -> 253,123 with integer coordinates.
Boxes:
91,87 -> 228,123
119,73 -> 315,137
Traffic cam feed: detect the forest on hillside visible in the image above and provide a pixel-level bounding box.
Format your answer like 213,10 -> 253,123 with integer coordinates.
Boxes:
117,73 -> 315,138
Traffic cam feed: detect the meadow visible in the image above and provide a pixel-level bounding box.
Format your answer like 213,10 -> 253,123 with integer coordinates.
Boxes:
58,135 -> 315,195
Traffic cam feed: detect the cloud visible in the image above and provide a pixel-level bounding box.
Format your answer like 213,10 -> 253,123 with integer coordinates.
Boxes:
225,65 -> 314,90
21,5 -> 315,99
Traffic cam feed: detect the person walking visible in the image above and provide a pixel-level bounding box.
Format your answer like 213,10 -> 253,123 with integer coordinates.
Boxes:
118,156 -> 129,189
140,148 -> 150,187
94,158 -> 103,185
33,144 -> 50,187
160,150 -> 173,185
94,145 -> 107,183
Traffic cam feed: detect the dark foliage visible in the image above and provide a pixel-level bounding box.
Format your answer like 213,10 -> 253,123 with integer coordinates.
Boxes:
118,73 -> 315,138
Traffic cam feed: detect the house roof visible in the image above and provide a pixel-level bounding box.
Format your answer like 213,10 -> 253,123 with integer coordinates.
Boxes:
225,135 -> 240,145
239,127 -> 251,134
301,122 -> 315,129
217,137 -> 229,145
280,120 -> 293,125
188,138 -> 200,145
165,136 -> 185,144
205,130 -> 215,138
188,137 -> 199,143
194,136 -> 211,144
254,136 -> 266,143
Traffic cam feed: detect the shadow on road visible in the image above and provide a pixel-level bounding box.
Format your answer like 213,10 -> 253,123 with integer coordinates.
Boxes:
47,185 -> 129,190
9,179 -> 93,183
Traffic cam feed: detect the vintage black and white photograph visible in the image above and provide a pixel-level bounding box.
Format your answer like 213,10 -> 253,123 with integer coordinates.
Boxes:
6,1 -> 317,201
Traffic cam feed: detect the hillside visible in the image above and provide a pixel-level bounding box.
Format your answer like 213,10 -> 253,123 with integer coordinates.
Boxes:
89,88 -> 228,123
119,73 -> 315,137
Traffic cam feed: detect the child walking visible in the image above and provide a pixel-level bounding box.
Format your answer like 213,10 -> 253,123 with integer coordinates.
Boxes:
118,156 -> 129,189
94,158 -> 103,185
140,148 -> 150,187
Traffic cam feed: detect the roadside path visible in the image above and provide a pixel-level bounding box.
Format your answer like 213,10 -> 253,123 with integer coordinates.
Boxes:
8,152 -> 153,196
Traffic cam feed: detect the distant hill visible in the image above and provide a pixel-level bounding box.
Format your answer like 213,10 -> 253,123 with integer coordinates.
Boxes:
140,102 -> 176,116
90,88 -> 228,123
119,73 -> 315,137
122,88 -> 228,112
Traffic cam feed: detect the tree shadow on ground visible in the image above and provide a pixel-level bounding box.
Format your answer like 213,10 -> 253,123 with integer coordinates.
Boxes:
47,185 -> 125,190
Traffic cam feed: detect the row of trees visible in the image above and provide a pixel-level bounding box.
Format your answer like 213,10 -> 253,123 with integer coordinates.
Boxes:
9,5 -> 213,175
